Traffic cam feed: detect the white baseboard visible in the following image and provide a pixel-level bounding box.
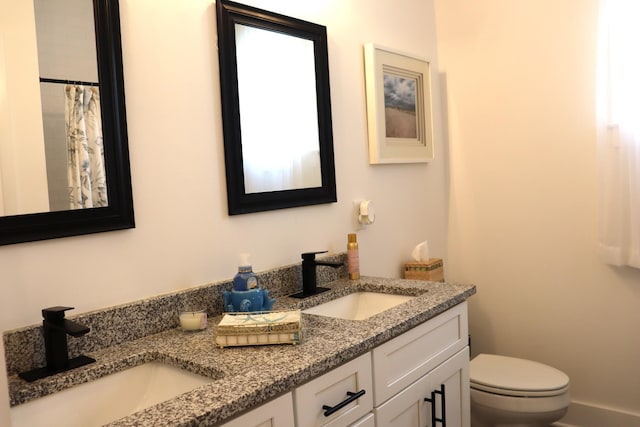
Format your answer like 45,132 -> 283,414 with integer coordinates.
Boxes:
553,400 -> 640,427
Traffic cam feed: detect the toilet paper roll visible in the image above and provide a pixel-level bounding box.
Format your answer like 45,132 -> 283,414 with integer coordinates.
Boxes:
411,241 -> 430,262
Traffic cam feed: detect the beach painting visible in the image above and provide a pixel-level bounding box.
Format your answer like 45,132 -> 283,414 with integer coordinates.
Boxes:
383,74 -> 418,139
364,44 -> 434,163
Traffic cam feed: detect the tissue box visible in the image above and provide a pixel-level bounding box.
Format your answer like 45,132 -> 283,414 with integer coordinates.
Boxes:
215,310 -> 302,348
404,258 -> 444,282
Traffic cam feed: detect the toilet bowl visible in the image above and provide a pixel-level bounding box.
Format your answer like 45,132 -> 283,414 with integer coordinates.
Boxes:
470,354 -> 570,427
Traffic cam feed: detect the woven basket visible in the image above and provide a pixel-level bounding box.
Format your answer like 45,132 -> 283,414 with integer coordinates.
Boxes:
404,258 -> 444,282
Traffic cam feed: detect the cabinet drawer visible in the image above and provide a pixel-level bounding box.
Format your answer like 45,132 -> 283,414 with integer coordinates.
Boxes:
294,353 -> 373,427
221,392 -> 294,427
372,302 -> 468,405
374,347 -> 470,427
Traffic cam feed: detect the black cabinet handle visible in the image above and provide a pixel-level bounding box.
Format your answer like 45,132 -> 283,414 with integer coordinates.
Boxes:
322,389 -> 366,417
423,384 -> 446,426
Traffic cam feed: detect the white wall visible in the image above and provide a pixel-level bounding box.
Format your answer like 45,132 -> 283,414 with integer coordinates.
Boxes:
435,0 -> 640,423
0,0 -> 446,421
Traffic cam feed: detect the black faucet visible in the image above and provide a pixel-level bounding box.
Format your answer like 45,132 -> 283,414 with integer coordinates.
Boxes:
19,306 -> 95,382
290,251 -> 344,298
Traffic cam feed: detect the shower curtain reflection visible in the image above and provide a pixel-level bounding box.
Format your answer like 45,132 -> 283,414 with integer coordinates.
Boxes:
65,85 -> 108,209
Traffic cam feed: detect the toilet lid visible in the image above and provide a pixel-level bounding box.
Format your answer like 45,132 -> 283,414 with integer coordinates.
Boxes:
470,354 -> 570,397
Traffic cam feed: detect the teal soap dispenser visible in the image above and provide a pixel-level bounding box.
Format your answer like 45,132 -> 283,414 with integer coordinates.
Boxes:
233,253 -> 258,291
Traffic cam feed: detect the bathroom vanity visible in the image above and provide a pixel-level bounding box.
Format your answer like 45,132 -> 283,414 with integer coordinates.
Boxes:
5,263 -> 474,427
227,301 -> 469,427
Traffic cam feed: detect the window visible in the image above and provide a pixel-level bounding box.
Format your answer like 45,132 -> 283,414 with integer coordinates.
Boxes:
597,0 -> 640,268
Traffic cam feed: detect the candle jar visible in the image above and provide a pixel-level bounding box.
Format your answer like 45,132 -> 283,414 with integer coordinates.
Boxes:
179,310 -> 207,331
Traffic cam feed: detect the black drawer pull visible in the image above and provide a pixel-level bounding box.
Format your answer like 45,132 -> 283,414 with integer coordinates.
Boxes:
424,384 -> 446,426
322,389 -> 366,417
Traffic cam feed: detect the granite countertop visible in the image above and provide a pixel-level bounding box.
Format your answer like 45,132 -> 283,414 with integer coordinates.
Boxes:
8,277 -> 475,426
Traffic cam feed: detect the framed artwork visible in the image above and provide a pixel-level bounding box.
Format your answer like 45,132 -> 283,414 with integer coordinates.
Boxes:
364,44 -> 434,164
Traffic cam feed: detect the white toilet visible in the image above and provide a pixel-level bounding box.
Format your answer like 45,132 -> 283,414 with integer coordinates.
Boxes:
469,354 -> 570,427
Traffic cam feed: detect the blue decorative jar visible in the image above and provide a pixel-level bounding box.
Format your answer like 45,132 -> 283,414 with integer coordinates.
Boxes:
223,288 -> 276,312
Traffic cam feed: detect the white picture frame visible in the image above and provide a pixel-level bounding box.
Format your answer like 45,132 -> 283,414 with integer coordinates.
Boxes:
364,43 -> 434,164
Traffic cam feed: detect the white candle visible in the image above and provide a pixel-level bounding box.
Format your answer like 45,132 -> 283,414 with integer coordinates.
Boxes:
179,311 -> 207,331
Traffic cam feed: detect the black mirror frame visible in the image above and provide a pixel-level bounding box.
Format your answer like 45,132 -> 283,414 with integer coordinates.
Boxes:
0,0 -> 134,246
216,0 -> 337,215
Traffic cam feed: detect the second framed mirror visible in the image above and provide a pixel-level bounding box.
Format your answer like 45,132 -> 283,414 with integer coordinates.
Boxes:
216,0 -> 337,215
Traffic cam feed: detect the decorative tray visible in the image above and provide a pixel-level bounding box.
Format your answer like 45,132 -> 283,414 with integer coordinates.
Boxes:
215,310 -> 302,348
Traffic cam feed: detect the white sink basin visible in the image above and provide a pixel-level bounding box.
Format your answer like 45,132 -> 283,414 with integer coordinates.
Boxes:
10,361 -> 215,427
303,291 -> 415,320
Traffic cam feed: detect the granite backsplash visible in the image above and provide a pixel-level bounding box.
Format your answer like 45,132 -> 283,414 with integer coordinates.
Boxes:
3,253 -> 347,377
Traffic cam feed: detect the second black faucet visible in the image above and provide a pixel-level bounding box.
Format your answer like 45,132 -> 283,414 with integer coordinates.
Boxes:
290,251 -> 344,299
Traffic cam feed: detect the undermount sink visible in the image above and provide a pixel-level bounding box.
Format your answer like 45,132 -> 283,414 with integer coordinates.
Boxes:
303,291 -> 415,320
10,361 -> 215,427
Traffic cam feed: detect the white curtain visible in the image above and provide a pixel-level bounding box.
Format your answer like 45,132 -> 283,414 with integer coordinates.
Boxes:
597,0 -> 640,268
65,85 -> 108,209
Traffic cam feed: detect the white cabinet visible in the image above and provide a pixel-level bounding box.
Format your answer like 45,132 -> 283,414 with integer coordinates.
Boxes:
373,302 -> 470,427
372,302 -> 468,406
288,302 -> 470,427
294,353 -> 373,427
375,347 -> 470,427
221,392 -> 295,427
350,413 -> 375,426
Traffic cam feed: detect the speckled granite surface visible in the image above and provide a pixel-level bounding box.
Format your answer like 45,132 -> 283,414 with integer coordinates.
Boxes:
3,254 -> 346,377
5,258 -> 475,427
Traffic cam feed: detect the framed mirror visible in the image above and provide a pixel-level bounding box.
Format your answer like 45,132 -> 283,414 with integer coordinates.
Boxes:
0,0 -> 134,245
217,0 -> 337,215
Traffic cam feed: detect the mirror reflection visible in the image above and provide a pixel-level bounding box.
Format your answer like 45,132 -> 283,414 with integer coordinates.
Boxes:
235,23 -> 322,194
217,0 -> 337,215
36,0 -> 107,212
1,0 -> 105,216
0,0 -> 134,245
